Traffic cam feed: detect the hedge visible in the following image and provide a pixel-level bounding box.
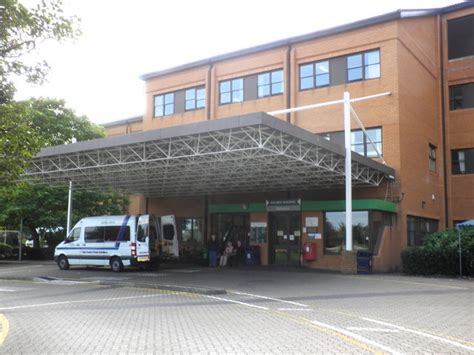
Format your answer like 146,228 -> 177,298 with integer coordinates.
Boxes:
401,228 -> 474,276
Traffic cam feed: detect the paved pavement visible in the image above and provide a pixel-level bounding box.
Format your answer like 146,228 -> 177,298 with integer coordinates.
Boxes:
0,260 -> 473,354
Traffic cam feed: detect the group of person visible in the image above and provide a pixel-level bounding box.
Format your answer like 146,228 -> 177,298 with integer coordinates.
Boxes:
207,235 -> 245,267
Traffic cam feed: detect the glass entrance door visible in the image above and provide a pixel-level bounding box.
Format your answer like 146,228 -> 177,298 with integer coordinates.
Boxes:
269,212 -> 301,266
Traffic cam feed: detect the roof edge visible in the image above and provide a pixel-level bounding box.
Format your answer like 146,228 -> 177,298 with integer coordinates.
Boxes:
102,116 -> 143,128
140,2 -> 472,81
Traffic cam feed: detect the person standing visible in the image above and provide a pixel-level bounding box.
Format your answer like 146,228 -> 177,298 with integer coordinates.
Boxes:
207,234 -> 219,267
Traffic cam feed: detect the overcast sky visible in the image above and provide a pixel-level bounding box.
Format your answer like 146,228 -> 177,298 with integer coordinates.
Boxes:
15,0 -> 463,124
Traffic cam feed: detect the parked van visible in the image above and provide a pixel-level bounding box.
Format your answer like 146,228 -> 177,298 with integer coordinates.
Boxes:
54,214 -> 178,272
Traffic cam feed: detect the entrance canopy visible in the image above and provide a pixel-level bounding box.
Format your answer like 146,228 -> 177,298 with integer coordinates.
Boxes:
23,112 -> 395,197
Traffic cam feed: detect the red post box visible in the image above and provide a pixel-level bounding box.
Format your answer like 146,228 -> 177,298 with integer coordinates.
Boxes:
303,242 -> 317,261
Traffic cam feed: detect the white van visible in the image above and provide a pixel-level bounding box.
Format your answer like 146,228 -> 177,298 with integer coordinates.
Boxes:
54,214 -> 178,272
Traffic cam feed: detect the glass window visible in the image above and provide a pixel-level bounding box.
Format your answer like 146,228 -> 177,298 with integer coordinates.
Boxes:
163,224 -> 175,241
407,216 -> 438,246
68,228 -> 81,242
449,83 -> 474,111
84,227 -> 103,243
350,127 -> 382,157
429,144 -> 437,172
448,15 -> 474,60
324,211 -> 370,254
258,69 -> 283,98
220,78 -> 244,104
452,148 -> 474,174
299,62 -> 330,90
315,61 -> 330,87
185,86 -> 206,111
178,218 -> 204,243
347,50 -> 380,82
154,93 -> 174,117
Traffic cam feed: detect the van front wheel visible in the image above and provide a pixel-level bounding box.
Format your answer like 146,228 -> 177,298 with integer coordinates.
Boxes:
110,257 -> 123,272
58,255 -> 70,270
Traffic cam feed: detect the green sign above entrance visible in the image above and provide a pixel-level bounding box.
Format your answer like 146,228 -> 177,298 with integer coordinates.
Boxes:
266,199 -> 301,212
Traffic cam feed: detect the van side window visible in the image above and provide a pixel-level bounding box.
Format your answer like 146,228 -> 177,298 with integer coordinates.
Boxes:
85,226 -> 130,243
163,224 -> 174,241
85,227 -> 103,243
69,228 -> 81,242
105,226 -> 130,242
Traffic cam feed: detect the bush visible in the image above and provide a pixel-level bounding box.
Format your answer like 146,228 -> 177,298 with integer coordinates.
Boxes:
401,228 -> 474,276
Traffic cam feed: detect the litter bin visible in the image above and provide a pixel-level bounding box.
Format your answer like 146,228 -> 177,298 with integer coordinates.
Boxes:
357,251 -> 373,274
245,245 -> 260,266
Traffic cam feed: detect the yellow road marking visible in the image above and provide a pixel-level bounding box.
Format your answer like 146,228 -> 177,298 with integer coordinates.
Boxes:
0,313 -> 9,346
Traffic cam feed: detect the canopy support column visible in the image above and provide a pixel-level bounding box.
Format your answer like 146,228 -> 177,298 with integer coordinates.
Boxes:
344,91 -> 352,251
66,181 -> 73,235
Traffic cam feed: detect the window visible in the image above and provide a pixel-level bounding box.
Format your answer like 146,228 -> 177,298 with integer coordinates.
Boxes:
347,49 -> 380,82
429,144 -> 437,172
299,61 -> 329,90
84,226 -> 130,243
163,224 -> 175,241
452,148 -> 474,174
154,93 -> 174,117
351,127 -> 382,157
185,87 -> 206,111
258,70 -> 283,98
177,218 -> 203,243
325,211 -> 387,254
407,216 -> 438,247
68,228 -> 81,242
219,78 -> 244,104
448,15 -> 474,60
449,83 -> 474,110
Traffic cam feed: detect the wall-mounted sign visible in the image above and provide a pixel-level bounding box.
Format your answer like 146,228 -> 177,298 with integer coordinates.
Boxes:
250,222 -> 267,244
305,217 -> 319,227
266,199 -> 301,212
308,233 -> 322,240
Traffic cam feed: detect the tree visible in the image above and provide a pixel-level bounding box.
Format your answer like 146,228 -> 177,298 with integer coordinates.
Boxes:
0,0 -> 80,103
0,98 -> 129,249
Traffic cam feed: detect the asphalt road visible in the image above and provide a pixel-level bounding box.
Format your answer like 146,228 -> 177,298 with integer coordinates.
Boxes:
0,261 -> 473,354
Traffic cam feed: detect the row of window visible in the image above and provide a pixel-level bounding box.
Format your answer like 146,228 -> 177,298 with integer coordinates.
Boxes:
300,49 -> 380,90
154,48 -> 381,117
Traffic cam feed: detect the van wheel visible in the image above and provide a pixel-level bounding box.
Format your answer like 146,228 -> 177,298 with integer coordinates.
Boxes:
58,255 -> 70,270
110,257 -> 123,272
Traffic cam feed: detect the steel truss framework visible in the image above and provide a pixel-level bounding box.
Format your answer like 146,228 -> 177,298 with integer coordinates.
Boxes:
23,113 -> 395,197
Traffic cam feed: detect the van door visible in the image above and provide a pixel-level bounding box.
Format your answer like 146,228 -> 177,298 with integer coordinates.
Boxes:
136,215 -> 151,262
160,215 -> 179,258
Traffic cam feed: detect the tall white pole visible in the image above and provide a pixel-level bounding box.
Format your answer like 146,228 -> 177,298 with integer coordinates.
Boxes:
66,181 -> 73,235
344,92 -> 353,251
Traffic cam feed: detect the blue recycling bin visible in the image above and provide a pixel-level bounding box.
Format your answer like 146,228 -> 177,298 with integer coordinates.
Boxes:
245,246 -> 260,266
357,251 -> 373,274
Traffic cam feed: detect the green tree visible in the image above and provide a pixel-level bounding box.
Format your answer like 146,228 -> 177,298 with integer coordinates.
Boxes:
0,0 -> 80,103
0,98 -> 129,250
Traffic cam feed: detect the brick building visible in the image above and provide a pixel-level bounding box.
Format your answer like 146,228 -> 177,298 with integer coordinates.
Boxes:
28,2 -> 474,272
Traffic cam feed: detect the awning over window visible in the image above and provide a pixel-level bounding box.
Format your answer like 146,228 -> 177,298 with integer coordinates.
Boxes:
22,112 -> 395,197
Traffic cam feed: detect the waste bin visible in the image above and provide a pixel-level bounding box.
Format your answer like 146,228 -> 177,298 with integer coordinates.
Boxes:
245,246 -> 260,266
357,251 -> 373,274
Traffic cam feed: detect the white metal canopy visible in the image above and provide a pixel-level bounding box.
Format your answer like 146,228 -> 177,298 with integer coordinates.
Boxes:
22,112 -> 394,197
